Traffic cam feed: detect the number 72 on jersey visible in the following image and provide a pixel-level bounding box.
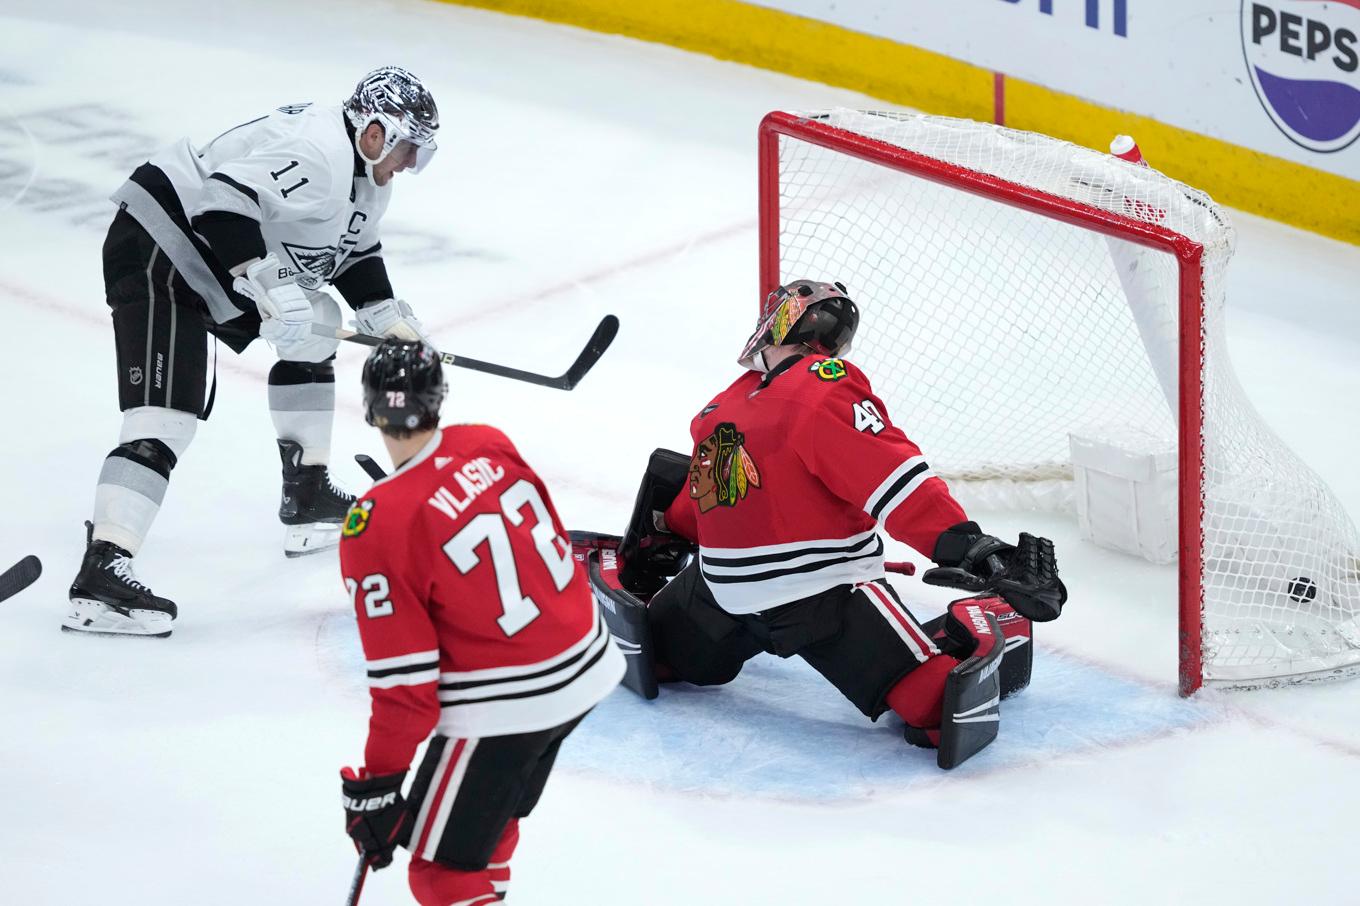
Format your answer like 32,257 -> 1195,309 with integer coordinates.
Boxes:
345,478 -> 577,637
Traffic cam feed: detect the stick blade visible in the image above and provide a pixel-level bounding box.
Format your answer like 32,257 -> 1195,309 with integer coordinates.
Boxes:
562,314 -> 620,389
0,555 -> 42,603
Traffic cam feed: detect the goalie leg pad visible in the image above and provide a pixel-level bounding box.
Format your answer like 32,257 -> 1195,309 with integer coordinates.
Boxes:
936,602 -> 1004,770
572,532 -> 660,700
923,597 -> 1032,699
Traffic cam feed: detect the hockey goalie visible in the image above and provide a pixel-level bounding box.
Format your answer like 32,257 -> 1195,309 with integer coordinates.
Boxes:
573,280 -> 1067,769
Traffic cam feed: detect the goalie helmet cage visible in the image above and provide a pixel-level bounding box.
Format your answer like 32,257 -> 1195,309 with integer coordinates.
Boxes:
758,109 -> 1360,696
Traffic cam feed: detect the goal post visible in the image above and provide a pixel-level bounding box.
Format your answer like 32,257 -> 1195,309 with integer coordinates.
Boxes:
758,109 -> 1360,695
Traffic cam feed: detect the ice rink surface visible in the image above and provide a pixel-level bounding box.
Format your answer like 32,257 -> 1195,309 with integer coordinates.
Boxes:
3,1 -> 1360,903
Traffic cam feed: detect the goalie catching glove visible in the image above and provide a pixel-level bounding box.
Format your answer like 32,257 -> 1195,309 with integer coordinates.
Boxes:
923,522 -> 1067,622
352,297 -> 431,344
232,253 -> 313,351
340,767 -> 412,870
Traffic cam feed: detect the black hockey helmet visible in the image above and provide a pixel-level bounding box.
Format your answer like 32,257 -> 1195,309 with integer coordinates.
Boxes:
361,339 -> 446,436
737,280 -> 860,371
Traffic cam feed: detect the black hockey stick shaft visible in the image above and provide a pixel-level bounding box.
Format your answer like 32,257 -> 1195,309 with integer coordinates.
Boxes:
345,852 -> 370,906
0,555 -> 41,603
317,315 -> 619,391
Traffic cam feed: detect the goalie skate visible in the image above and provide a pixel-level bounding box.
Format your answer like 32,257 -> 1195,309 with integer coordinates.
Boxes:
278,440 -> 355,558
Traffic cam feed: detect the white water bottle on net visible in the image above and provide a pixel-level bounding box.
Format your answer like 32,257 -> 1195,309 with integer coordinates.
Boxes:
759,108 -> 1360,694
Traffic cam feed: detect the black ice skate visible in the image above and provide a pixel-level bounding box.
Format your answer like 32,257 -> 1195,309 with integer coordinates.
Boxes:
278,440 -> 356,558
65,524 -> 177,638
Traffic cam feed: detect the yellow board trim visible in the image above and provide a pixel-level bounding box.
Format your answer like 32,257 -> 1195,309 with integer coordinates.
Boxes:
435,0 -> 1358,245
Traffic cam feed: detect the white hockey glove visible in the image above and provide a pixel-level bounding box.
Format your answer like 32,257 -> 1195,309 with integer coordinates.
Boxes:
232,254 -> 313,349
352,298 -> 431,344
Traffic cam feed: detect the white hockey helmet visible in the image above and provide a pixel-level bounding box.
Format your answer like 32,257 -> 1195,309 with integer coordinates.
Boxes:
344,66 -> 440,181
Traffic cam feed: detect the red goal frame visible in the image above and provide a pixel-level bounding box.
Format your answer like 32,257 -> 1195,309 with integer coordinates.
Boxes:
757,110 -> 1209,695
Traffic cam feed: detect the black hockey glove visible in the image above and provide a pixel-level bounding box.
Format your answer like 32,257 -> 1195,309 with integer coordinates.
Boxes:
340,768 -> 412,870
922,523 -> 1066,622
923,522 -> 1014,587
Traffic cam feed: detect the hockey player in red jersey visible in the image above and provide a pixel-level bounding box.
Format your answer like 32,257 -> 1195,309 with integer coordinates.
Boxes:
338,339 -> 624,904
594,280 -> 1066,768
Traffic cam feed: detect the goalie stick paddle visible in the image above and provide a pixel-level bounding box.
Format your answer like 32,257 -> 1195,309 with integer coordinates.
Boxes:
315,315 -> 619,391
345,852 -> 369,906
0,555 -> 41,603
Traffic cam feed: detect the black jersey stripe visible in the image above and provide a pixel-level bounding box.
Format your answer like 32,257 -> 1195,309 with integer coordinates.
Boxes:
439,634 -> 612,707
208,171 -> 260,206
702,536 -> 884,585
700,532 -> 879,569
368,659 -> 441,680
437,619 -> 606,693
869,462 -> 931,521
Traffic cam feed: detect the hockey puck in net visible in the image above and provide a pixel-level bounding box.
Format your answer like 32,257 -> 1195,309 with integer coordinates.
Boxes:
1287,576 -> 1318,603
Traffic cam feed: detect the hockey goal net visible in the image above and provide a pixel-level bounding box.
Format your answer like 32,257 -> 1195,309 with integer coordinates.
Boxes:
759,109 -> 1360,694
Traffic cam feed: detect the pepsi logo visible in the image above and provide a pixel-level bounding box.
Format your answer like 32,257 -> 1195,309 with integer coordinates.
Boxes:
1241,1 -> 1360,152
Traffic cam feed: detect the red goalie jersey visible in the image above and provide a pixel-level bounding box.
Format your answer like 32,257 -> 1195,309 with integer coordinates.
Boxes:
664,356 -> 968,615
339,425 -> 624,775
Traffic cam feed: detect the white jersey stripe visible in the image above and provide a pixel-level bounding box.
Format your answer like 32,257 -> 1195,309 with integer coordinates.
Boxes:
438,628 -> 610,703
701,527 -> 879,561
873,466 -> 936,525
863,456 -> 926,514
366,649 -> 441,671
699,535 -> 879,577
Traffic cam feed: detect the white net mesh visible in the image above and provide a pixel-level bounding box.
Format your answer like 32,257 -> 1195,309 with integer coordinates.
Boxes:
770,109 -> 1360,687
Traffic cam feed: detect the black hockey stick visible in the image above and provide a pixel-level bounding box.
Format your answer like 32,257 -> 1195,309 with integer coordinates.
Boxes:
345,851 -> 369,906
316,314 -> 619,391
0,555 -> 41,603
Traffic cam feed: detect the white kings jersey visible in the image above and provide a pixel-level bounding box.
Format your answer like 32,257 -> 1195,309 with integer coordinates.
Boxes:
111,103 -> 387,326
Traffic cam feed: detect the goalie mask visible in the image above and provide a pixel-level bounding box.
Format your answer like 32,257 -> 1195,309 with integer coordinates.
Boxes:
362,339 -> 447,436
344,66 -> 440,186
737,280 -> 860,372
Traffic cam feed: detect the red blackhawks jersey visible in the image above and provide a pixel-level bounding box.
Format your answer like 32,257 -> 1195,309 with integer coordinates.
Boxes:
339,425 -> 624,775
663,356 -> 967,615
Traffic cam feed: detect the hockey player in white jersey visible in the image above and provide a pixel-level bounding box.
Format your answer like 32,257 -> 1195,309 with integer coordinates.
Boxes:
66,67 -> 439,638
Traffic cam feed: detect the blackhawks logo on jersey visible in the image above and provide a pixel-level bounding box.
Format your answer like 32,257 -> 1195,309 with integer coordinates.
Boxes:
809,358 -> 847,382
689,422 -> 761,513
342,499 -> 374,538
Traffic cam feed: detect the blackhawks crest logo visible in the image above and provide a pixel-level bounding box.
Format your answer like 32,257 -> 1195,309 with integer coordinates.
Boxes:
342,499 -> 374,538
809,358 -> 847,382
689,422 -> 761,513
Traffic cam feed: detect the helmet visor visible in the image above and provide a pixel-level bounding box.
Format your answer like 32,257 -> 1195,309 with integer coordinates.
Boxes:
390,138 -> 437,173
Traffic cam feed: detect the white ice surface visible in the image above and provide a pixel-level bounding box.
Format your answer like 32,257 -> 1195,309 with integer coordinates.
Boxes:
2,2 -> 1360,904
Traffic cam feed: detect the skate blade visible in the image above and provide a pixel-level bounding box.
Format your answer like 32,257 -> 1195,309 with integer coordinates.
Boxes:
283,522 -> 342,558
62,599 -> 173,638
